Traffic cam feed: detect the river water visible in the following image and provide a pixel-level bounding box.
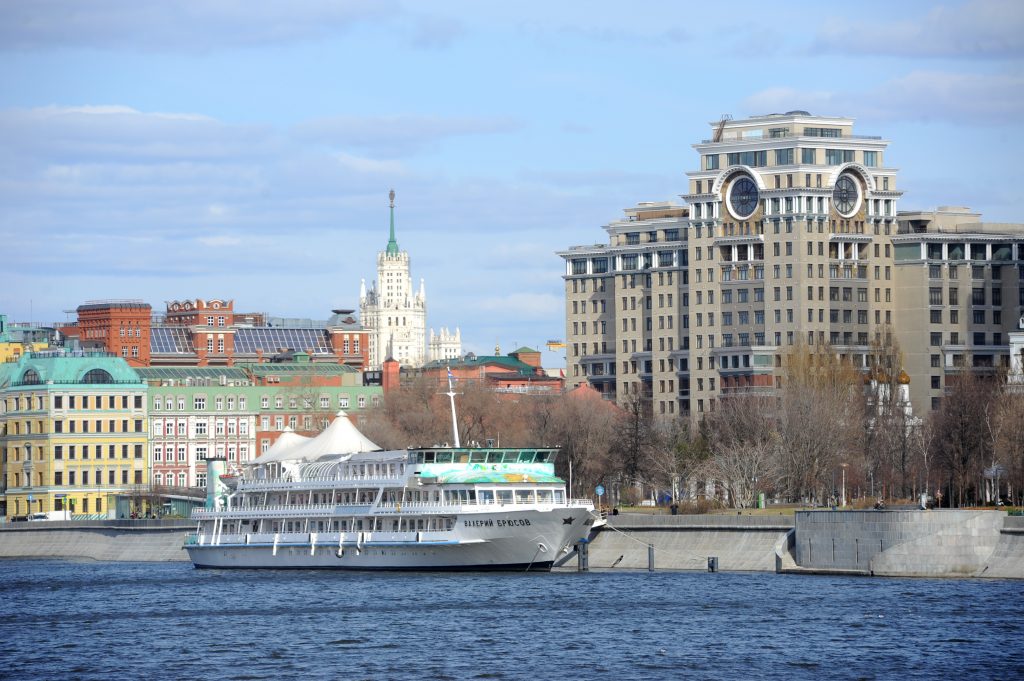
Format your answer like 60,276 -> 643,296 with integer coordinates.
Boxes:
1,560 -> 1021,680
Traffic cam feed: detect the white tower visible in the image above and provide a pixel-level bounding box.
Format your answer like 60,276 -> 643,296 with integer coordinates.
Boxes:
359,190 -> 427,368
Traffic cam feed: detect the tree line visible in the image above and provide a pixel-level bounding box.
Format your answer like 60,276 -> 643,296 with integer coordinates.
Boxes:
359,344 -> 1024,510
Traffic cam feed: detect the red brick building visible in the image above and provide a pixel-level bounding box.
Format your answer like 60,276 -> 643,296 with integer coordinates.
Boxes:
62,300 -> 152,367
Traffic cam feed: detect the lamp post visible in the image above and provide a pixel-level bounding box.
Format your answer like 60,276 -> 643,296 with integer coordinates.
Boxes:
840,463 -> 848,508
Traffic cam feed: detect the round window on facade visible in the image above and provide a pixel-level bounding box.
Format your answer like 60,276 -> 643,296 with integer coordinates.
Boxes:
727,175 -> 760,220
832,173 -> 861,217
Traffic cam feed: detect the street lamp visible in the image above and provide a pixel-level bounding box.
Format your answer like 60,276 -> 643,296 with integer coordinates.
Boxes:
840,463 -> 848,508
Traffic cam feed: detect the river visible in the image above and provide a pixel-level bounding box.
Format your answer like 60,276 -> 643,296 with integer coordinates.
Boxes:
1,559 -> 1020,679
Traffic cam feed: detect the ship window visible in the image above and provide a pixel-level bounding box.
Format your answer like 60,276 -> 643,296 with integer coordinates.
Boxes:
424,452 -> 435,463
479,490 -> 494,504
435,452 -> 453,463
454,451 -> 469,463
518,451 -> 535,462
535,451 -> 550,463
486,452 -> 502,463
469,452 -> 487,463
515,489 -> 534,504
496,490 -> 513,504
538,489 -> 554,503
554,490 -> 565,503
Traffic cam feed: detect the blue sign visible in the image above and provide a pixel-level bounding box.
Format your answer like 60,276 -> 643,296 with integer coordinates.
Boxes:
595,485 -> 605,497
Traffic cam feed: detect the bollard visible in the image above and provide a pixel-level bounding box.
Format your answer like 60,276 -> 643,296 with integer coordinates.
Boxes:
577,538 -> 589,572
708,556 -> 718,572
648,543 -> 655,572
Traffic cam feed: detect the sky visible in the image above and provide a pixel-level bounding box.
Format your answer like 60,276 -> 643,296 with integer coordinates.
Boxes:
1,0 -> 1022,367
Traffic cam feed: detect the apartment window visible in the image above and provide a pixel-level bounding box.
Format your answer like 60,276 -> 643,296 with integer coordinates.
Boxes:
930,310 -> 942,324
863,151 -> 877,167
972,288 -> 985,305
930,333 -> 941,346
929,287 -> 943,306
801,148 -> 815,164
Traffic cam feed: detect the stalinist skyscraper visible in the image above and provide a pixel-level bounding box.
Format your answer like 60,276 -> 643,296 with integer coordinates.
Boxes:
359,190 -> 427,368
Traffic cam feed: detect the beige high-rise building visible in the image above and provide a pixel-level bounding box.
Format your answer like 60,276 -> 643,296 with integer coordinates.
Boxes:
559,111 -> 1024,422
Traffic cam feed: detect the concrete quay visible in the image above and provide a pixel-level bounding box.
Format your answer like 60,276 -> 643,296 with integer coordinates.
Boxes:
786,509 -> 1024,579
0,520 -> 193,562
2,512 -> 1020,579
579,513 -> 793,572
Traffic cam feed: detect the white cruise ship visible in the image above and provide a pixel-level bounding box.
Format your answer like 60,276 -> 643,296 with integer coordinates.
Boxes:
185,406 -> 598,571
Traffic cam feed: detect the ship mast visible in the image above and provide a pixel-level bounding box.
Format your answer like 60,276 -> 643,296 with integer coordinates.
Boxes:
446,367 -> 461,448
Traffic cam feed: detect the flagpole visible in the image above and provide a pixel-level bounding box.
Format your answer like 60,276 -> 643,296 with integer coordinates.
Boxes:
446,367 -> 460,448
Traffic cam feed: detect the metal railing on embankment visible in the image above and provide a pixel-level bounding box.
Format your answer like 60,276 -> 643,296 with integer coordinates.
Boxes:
0,519 -> 196,532
603,513 -> 794,531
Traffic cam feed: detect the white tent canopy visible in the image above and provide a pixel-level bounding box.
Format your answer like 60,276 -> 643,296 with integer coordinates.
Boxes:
254,412 -> 381,466
251,427 -> 311,465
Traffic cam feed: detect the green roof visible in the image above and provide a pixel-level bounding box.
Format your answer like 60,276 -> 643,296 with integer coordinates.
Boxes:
136,367 -> 250,381
0,351 -> 143,388
511,346 -> 539,354
424,355 -> 536,376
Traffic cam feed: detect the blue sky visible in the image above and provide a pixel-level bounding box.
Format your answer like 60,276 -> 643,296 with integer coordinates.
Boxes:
1,0 -> 1022,366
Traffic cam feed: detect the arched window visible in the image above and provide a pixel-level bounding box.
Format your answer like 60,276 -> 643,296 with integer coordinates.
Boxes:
21,369 -> 41,385
82,369 -> 114,384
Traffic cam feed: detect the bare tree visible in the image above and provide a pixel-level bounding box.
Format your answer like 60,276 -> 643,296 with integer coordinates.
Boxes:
776,342 -> 861,505
932,371 -> 998,506
702,395 -> 781,508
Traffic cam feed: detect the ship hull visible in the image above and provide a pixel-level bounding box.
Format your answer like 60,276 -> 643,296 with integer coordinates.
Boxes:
186,508 -> 592,571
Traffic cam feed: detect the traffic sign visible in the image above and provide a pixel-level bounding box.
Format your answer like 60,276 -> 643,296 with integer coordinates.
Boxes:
595,485 -> 605,497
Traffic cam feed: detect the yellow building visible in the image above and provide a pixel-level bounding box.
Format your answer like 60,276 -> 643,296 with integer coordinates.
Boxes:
0,314 -> 48,363
0,350 -> 149,520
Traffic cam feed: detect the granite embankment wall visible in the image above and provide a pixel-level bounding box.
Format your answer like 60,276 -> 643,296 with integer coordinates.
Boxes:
581,514 -> 793,572
0,520 -> 193,562
791,510 -> 1024,578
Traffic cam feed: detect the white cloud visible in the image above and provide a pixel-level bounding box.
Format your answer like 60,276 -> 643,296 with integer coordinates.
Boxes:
335,153 -> 407,175
811,0 -> 1024,58
408,14 -> 465,50
293,114 -> 521,158
743,71 -> 1024,126
0,0 -> 392,51
197,234 -> 241,247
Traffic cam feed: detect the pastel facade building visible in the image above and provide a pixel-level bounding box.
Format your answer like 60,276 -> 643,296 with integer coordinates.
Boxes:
139,363 -> 383,487
0,351 -> 149,520
560,111 -> 1024,421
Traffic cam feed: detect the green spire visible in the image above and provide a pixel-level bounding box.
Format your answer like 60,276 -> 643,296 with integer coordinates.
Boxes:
386,188 -> 399,255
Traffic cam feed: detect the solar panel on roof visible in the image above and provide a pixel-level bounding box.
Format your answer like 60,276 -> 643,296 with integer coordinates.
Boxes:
150,327 -> 194,354
234,328 -> 332,354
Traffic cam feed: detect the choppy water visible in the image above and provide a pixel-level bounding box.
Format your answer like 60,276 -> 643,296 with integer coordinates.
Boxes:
1,560 -> 1021,680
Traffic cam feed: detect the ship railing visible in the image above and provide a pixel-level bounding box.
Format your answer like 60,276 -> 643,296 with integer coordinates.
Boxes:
193,497 -> 593,520
199,530 -> 461,548
239,475 -> 402,491
192,503 -> 338,519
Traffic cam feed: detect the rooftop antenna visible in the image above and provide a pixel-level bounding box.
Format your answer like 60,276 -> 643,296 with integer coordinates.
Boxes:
713,113 -> 732,142
446,366 -> 460,447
